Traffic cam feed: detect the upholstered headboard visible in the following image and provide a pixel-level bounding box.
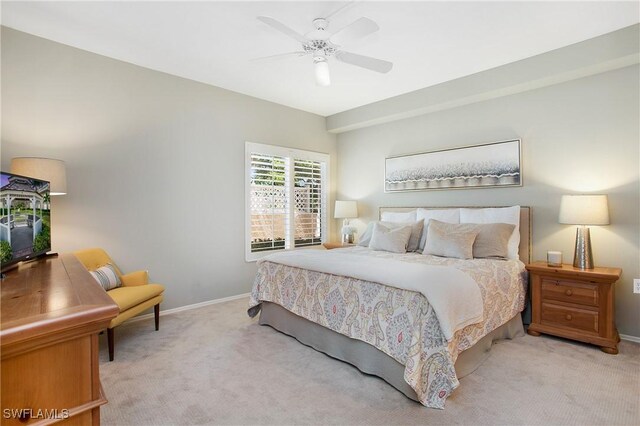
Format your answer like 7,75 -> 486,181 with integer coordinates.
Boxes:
378,206 -> 531,263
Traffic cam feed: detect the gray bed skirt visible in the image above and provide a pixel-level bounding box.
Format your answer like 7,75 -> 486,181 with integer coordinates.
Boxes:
258,301 -> 524,402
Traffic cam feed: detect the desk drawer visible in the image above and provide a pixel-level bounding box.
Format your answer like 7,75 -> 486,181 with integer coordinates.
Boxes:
541,302 -> 599,334
541,279 -> 598,307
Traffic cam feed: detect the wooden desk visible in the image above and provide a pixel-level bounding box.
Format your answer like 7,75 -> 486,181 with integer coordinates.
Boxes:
1,254 -> 118,425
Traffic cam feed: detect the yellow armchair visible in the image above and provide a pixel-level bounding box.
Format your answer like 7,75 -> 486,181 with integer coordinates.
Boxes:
121,270 -> 149,286
74,248 -> 165,361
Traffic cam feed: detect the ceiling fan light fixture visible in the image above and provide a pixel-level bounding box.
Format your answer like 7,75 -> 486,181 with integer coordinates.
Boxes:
314,58 -> 331,87
256,13 -> 392,87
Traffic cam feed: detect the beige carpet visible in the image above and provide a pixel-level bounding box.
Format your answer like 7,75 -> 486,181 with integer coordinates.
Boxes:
100,297 -> 640,425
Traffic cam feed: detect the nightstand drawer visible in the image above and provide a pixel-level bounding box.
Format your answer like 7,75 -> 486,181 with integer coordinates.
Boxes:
541,279 -> 598,307
541,302 -> 599,334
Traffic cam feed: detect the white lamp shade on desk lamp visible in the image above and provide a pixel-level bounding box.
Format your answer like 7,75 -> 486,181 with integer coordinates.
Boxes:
334,200 -> 358,244
334,200 -> 358,219
559,194 -> 609,269
559,195 -> 609,225
10,157 -> 67,195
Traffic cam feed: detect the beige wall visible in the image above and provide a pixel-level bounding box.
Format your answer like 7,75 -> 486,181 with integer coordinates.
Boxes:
0,27 -> 337,309
2,26 -> 638,339
335,65 -> 640,338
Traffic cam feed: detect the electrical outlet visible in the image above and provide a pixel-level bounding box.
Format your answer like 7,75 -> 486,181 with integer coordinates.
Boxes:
634,279 -> 640,294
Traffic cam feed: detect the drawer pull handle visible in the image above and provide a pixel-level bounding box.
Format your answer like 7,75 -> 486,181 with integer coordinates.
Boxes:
565,314 -> 572,321
565,289 -> 573,296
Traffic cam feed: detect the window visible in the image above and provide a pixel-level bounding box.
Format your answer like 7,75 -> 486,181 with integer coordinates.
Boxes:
245,142 -> 329,261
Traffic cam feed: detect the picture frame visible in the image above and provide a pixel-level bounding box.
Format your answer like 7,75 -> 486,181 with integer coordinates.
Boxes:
384,139 -> 522,192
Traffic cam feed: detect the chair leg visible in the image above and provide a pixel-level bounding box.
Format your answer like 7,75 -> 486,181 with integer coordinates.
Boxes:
154,304 -> 160,331
107,328 -> 115,362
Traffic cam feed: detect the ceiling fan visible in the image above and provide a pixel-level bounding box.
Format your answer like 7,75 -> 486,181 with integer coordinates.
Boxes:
255,11 -> 393,87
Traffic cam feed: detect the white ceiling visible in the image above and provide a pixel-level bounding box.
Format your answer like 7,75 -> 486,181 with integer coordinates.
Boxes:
2,1 -> 639,117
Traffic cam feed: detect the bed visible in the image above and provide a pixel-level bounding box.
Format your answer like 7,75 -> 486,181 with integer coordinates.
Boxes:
248,206 -> 530,409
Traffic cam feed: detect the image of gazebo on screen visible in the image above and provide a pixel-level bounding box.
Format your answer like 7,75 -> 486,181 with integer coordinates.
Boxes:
0,173 -> 51,264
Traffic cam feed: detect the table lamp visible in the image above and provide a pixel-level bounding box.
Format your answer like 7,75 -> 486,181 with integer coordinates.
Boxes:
334,200 -> 358,244
10,157 -> 67,195
559,194 -> 609,269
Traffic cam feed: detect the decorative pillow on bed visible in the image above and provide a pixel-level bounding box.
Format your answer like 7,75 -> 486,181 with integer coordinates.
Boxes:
380,210 -> 417,223
358,220 -> 424,251
382,220 -> 424,252
460,206 -> 521,260
416,208 -> 460,251
90,264 -> 122,291
423,220 -> 479,259
358,222 -> 375,247
472,223 -> 516,259
369,223 -> 413,253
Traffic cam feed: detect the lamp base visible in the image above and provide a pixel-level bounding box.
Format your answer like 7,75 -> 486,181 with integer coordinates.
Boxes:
341,234 -> 354,244
573,226 -> 594,269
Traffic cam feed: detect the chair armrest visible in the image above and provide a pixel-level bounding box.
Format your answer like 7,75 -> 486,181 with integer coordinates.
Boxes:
120,270 -> 149,287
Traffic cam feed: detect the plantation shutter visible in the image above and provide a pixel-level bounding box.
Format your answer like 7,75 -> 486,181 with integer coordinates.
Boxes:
293,159 -> 324,247
246,142 -> 329,261
249,153 -> 289,253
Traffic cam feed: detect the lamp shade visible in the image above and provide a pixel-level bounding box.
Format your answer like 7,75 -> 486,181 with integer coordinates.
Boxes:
10,157 -> 67,195
334,200 -> 358,219
559,195 -> 609,225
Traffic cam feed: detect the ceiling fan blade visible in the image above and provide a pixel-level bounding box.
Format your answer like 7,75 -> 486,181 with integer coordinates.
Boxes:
335,51 -> 393,73
257,16 -> 308,44
251,52 -> 307,62
330,17 -> 379,46
324,1 -> 356,21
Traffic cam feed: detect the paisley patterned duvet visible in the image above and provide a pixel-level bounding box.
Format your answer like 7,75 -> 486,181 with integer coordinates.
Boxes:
248,247 -> 527,409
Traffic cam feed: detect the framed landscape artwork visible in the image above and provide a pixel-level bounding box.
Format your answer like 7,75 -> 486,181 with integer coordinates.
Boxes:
384,139 -> 522,192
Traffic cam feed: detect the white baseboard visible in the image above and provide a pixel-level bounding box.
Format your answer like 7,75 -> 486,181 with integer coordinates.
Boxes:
125,292 -> 251,324
620,333 -> 640,344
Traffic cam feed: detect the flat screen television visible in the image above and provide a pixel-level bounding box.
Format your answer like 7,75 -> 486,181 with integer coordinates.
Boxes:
1,171 -> 51,271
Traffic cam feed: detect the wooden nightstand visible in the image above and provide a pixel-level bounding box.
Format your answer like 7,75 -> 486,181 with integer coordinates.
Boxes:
323,242 -> 354,250
526,262 -> 622,354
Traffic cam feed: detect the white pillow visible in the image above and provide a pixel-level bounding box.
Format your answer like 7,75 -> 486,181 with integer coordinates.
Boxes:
369,223 -> 413,253
459,206 -> 521,260
358,222 -> 375,247
380,210 -> 417,223
416,208 -> 460,251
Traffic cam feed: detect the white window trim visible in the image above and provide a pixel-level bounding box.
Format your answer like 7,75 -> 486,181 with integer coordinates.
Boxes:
245,141 -> 330,262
